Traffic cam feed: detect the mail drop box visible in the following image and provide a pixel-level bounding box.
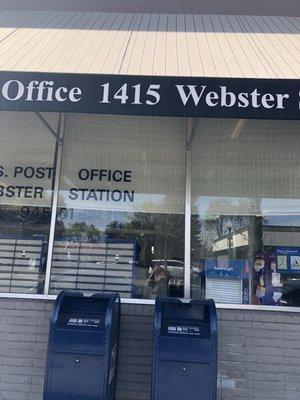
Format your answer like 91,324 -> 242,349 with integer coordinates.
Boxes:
151,297 -> 217,400
43,291 -> 120,400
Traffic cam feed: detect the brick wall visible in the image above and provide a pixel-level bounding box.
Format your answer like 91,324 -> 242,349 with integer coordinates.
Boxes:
0,299 -> 52,400
217,309 -> 300,400
0,299 -> 299,400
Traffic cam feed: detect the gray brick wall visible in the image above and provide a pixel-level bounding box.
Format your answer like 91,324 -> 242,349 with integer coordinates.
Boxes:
217,309 -> 300,400
0,299 -> 52,400
0,299 -> 299,400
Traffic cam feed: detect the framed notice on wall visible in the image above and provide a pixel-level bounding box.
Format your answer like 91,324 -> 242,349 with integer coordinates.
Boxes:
276,247 -> 300,273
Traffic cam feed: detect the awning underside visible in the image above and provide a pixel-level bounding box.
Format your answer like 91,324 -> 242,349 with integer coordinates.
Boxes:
0,10 -> 299,79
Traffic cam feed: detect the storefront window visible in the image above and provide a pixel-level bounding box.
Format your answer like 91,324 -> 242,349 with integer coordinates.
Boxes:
2,111 -> 299,307
0,112 -> 58,294
191,118 -> 300,306
50,114 -> 185,298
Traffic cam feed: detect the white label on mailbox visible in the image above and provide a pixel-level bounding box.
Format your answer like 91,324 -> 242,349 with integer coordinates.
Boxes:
67,318 -> 101,327
168,325 -> 201,336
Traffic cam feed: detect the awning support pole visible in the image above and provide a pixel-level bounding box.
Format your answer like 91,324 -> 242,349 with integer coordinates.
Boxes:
187,118 -> 199,150
44,113 -> 65,295
184,118 -> 198,299
35,112 -> 63,144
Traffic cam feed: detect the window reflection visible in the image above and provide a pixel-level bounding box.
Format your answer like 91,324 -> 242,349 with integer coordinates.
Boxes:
0,112 -> 57,294
191,118 -> 300,306
0,205 -> 50,294
191,212 -> 300,307
51,209 -> 184,298
50,112 -> 186,298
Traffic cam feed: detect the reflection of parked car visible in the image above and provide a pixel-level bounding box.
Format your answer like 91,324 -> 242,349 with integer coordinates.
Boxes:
166,262 -> 184,297
282,277 -> 300,306
148,260 -> 184,297
148,259 -> 199,298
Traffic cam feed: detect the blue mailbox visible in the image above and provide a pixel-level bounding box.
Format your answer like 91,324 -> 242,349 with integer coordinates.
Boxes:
151,297 -> 217,400
43,291 -> 120,400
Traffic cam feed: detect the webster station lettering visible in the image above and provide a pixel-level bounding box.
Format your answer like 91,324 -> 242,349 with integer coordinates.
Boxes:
69,168 -> 135,203
0,165 -> 50,199
0,163 -> 135,203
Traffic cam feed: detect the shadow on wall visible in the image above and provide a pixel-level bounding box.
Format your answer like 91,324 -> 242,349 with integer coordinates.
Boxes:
0,0 -> 299,17
0,2 -> 298,33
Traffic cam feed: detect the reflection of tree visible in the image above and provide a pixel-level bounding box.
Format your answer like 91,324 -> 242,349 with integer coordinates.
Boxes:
105,212 -> 202,267
204,215 -> 251,239
64,222 -> 101,242
0,205 -> 60,238
192,197 -> 256,259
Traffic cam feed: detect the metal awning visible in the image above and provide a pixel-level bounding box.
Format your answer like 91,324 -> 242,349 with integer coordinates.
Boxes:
0,10 -> 299,79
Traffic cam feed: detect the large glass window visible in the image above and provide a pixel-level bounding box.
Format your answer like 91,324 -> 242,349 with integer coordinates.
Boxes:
0,112 -> 58,294
50,114 -> 186,298
191,118 -> 300,307
1,110 -> 299,308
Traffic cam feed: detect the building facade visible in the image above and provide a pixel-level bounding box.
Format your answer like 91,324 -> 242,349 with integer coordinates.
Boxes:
0,1 -> 299,399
